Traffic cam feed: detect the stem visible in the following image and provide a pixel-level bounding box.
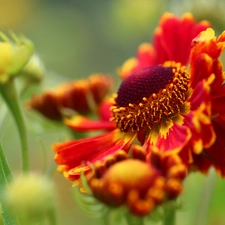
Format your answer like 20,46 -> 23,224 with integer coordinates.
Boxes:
0,79 -> 30,173
163,202 -> 176,225
47,207 -> 58,225
125,213 -> 144,225
194,170 -> 217,225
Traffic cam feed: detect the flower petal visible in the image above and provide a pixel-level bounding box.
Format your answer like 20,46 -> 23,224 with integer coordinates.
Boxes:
98,99 -> 113,121
183,80 -> 215,154
190,28 -> 225,88
156,121 -> 191,155
53,129 -> 136,180
154,13 -> 210,65
64,115 -> 115,132
211,87 -> 225,119
191,120 -> 225,177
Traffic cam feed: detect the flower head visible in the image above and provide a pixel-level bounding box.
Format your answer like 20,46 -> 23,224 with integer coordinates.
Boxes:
28,74 -> 114,120
86,147 -> 186,216
54,13 -> 225,183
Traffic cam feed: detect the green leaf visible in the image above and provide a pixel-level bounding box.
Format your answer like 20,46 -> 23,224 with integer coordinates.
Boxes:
0,143 -> 19,225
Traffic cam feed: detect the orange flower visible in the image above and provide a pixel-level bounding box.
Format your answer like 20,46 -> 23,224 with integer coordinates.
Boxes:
54,13 -> 225,182
27,74 -> 113,120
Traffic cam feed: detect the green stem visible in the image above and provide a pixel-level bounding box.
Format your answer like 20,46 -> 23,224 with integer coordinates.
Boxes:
125,213 -> 144,225
194,170 -> 217,225
163,202 -> 176,225
47,207 -> 58,225
0,79 -> 30,173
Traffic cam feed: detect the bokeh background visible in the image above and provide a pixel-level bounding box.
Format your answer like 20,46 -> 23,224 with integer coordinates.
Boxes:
0,0 -> 225,224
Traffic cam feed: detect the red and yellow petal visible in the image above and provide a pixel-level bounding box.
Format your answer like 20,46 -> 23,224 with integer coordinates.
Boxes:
191,120 -> 225,177
156,121 -> 191,155
53,129 -> 136,181
154,12 -> 210,65
63,115 -> 115,132
183,80 -> 216,155
190,28 -> 225,89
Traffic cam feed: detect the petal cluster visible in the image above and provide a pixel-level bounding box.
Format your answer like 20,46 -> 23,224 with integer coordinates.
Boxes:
28,74 -> 113,120
86,147 -> 186,216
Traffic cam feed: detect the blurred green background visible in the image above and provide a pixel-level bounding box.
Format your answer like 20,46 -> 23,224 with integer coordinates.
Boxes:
0,0 -> 225,224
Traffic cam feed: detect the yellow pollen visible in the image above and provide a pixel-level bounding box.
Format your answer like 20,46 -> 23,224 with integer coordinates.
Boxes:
111,63 -> 190,132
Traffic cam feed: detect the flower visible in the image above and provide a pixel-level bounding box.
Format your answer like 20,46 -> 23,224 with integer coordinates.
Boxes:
86,147 -> 186,216
0,32 -> 34,83
27,74 -> 114,120
54,12 -> 225,183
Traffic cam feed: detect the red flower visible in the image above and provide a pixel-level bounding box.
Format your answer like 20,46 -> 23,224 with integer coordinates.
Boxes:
54,13 -> 225,183
27,74 -> 113,120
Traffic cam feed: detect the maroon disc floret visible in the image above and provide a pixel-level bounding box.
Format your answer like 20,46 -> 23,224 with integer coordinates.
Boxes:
116,66 -> 174,107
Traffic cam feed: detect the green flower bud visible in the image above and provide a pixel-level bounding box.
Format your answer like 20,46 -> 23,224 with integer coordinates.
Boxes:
21,54 -> 45,84
4,174 -> 56,224
0,32 -> 34,83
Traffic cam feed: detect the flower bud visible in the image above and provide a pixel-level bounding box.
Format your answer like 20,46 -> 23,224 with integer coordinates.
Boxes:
0,32 -> 34,83
4,174 -> 55,224
21,54 -> 45,84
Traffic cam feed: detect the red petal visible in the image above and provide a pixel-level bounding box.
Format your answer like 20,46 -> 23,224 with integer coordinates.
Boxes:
64,115 -> 115,132
189,53 -> 214,89
156,121 -> 191,154
190,28 -> 225,88
98,99 -> 113,121
54,129 -> 136,179
183,81 -> 215,153
211,88 -> 225,119
188,79 -> 211,115
191,120 -> 225,177
119,43 -> 155,79
154,13 -> 210,65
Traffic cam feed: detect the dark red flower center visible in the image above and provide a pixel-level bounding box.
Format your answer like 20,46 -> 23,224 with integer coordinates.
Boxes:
116,66 -> 174,107
111,64 -> 190,132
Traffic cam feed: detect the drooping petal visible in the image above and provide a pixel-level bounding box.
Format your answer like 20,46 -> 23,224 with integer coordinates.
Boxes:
63,115 -> 115,132
53,129 -> 136,180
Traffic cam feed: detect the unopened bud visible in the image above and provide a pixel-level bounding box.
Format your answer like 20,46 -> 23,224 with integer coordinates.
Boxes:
4,174 -> 55,224
0,32 -> 34,83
